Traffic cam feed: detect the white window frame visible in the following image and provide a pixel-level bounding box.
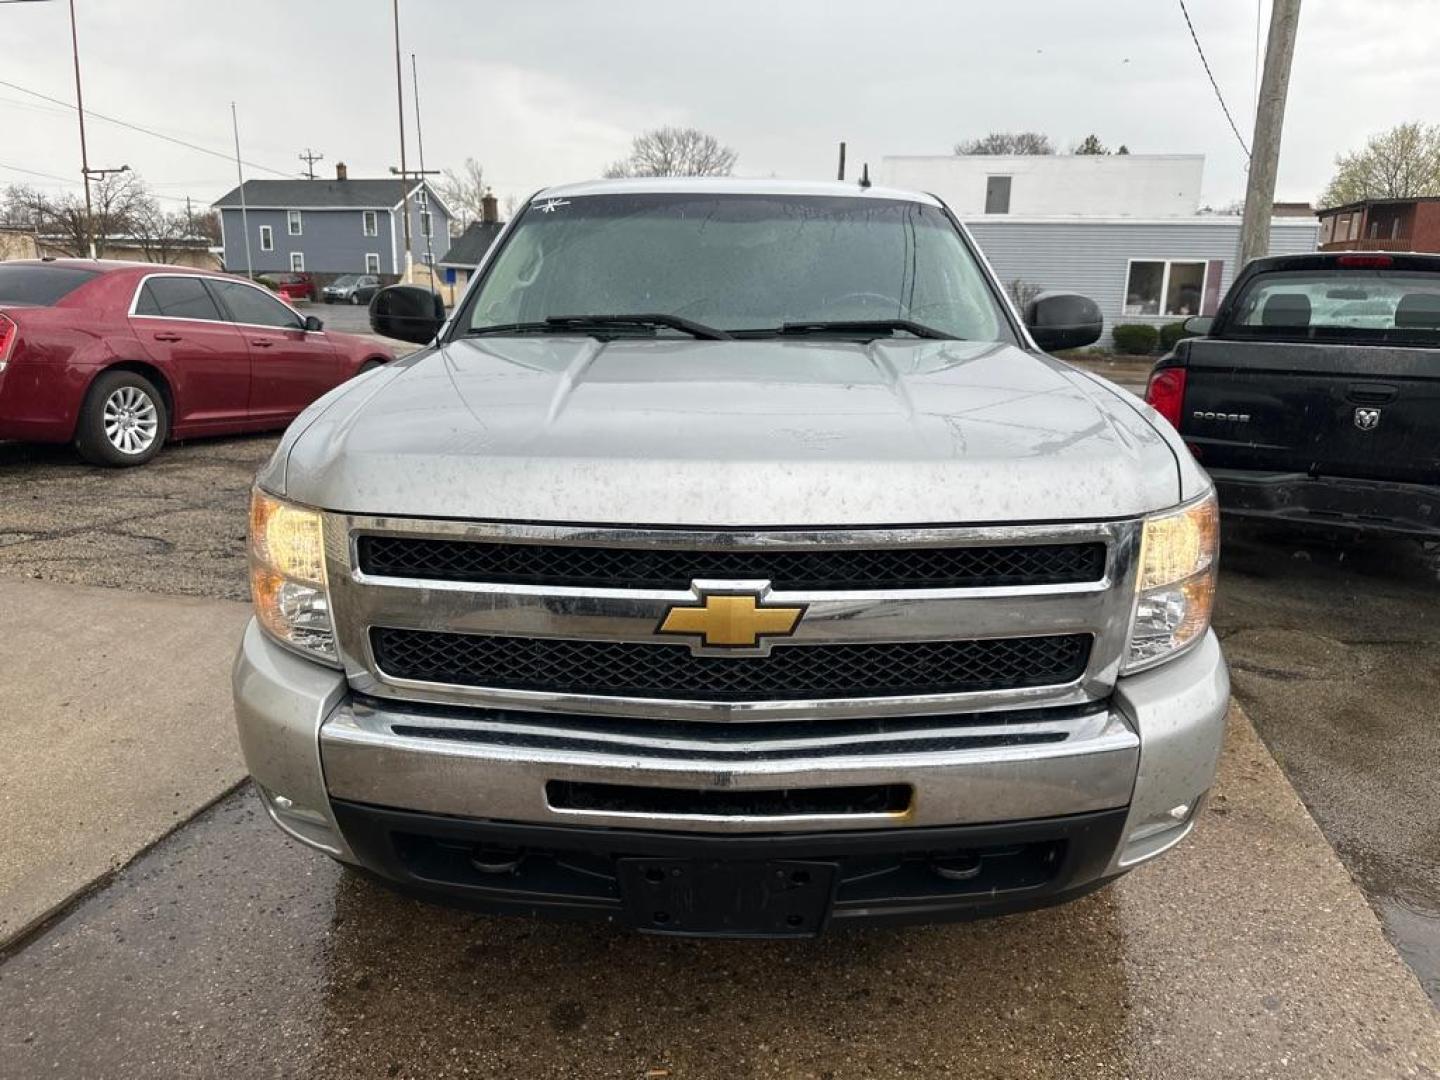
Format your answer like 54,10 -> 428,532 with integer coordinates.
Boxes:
290,251 -> 305,273
362,209 -> 378,237
365,252 -> 380,275
1122,258 -> 1211,319
415,188 -> 428,207
258,224 -> 273,252
287,209 -> 303,236
420,210 -> 434,239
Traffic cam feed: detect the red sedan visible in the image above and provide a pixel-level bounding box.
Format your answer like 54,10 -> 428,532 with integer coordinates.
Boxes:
0,260 -> 395,466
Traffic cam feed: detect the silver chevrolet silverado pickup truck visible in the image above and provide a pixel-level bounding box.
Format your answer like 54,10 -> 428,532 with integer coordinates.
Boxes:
234,178 -> 1228,937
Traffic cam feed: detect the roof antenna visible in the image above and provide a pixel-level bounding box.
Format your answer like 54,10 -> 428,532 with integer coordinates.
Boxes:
858,163 -> 872,190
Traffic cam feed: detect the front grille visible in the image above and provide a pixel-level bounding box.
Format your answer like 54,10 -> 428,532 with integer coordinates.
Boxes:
371,628 -> 1092,701
357,535 -> 1106,591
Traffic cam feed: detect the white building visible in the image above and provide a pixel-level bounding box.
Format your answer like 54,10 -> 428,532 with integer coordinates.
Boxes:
880,154 -> 1204,218
880,154 -> 1317,345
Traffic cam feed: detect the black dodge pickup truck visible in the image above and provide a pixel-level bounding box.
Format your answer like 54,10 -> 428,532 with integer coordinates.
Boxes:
1146,252 -> 1440,538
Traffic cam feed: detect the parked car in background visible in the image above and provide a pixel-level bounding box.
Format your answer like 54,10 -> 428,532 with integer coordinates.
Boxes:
322,274 -> 381,305
260,272 -> 316,303
0,260 -> 395,467
1146,252 -> 1440,539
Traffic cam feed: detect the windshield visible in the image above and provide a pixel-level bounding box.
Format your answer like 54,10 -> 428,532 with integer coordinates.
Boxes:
331,275 -> 359,287
1227,268 -> 1440,344
455,193 -> 1011,341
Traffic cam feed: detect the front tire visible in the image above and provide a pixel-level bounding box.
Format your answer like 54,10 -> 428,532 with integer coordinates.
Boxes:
350,293 -> 362,305
75,370 -> 168,467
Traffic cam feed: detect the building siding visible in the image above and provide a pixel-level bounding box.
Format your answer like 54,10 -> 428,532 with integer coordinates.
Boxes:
219,207 -> 403,275
963,218 -> 1319,345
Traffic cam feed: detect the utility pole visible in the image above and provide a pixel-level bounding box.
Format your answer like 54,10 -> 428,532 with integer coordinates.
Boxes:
1239,0 -> 1302,267
66,0 -> 124,260
298,148 -> 324,180
391,0 -> 412,281
231,102 -> 253,279
411,53 -> 436,290
837,141 -> 846,182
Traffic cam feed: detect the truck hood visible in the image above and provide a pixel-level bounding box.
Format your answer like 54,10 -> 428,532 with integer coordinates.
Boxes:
274,336 -> 1181,526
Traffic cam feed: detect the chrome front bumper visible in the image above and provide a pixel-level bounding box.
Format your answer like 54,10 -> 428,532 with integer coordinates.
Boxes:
232,621 -> 1229,876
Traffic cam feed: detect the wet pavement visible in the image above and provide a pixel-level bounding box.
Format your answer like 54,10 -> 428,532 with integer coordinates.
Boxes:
1214,523 -> 1440,1004
0,435 -> 276,602
4,712 -> 1437,1080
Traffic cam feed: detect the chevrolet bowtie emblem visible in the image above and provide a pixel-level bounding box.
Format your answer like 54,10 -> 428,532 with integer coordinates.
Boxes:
658,591 -> 805,650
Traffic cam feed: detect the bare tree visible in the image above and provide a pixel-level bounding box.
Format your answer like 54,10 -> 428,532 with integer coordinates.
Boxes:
439,157 -> 487,231
954,132 -> 1054,156
604,127 -> 737,178
1,172 -> 147,257
131,199 -> 195,264
1321,122 -> 1440,207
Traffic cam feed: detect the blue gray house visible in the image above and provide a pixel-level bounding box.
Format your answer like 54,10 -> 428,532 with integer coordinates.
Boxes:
212,162 -> 452,278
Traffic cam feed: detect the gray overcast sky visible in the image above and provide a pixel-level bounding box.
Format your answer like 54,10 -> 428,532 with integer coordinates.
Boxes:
2,0 -> 1435,213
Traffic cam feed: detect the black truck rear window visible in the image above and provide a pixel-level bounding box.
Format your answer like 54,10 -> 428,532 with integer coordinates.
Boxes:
1226,269 -> 1440,345
0,264 -> 99,306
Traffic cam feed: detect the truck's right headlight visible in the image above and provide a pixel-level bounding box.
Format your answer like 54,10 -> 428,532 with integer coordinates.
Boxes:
1125,492 -> 1219,672
248,487 -> 338,665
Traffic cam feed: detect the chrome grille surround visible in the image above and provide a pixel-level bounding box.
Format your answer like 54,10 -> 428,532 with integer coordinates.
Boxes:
324,516 -> 1143,723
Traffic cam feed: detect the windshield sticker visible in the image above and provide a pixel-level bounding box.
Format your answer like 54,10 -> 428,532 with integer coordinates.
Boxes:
537,198 -> 571,214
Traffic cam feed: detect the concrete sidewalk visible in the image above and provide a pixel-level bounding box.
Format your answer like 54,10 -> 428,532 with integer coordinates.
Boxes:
0,578 -> 250,946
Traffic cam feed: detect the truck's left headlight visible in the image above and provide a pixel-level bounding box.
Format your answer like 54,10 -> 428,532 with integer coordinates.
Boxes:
249,487 -> 338,665
1125,492 -> 1219,672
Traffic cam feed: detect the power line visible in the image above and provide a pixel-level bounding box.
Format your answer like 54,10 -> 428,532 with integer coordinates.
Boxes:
0,76 -> 297,178
1177,0 -> 1252,160
0,159 -> 200,204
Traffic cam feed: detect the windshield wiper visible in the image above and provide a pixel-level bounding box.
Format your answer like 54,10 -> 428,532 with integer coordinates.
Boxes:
466,314 -> 730,340
767,319 -> 953,340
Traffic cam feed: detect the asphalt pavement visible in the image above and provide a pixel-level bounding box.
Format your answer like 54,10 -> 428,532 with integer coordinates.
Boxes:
3,709 -> 1436,1079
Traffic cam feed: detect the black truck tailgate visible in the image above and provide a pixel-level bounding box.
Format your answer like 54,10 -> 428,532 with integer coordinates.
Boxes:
1181,338 -> 1440,485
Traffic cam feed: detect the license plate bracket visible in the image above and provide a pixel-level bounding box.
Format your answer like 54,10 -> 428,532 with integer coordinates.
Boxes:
616,858 -> 837,938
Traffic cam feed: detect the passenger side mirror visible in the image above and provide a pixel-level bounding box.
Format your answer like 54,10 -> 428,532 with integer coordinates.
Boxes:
303,315 -> 324,332
371,285 -> 445,344
1024,292 -> 1103,352
1182,315 -> 1214,336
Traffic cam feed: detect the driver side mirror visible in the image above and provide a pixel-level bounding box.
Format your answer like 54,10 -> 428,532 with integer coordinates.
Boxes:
371,285 -> 445,345
1024,292 -> 1104,352
303,315 -> 324,332
1182,315 -> 1214,336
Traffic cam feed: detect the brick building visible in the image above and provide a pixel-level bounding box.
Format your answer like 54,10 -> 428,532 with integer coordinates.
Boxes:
1317,196 -> 1440,253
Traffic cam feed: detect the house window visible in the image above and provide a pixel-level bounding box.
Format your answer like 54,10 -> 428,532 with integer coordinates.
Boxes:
290,251 -> 305,272
1348,215 -> 1361,241
985,176 -> 1012,215
362,210 -> 378,237
415,188 -> 428,207
420,211 -> 434,238
1319,217 -> 1334,245
287,210 -> 303,236
1124,260 -> 1208,317
365,252 -> 380,275
259,224 -> 273,251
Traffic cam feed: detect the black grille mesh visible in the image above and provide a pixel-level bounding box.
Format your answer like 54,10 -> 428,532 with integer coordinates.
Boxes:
357,536 -> 1106,591
371,628 -> 1092,701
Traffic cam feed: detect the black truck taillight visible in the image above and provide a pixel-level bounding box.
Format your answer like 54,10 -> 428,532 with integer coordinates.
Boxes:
1144,367 -> 1187,430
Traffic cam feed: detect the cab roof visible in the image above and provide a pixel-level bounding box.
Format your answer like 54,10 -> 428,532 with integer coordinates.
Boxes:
532,176 -> 943,207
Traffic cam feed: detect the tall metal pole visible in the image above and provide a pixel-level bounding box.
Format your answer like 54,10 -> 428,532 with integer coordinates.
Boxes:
837,141 -> 846,182
231,102 -> 253,279
68,0 -> 95,258
1239,0 -> 1302,267
411,53 -> 436,289
392,0 -> 413,281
